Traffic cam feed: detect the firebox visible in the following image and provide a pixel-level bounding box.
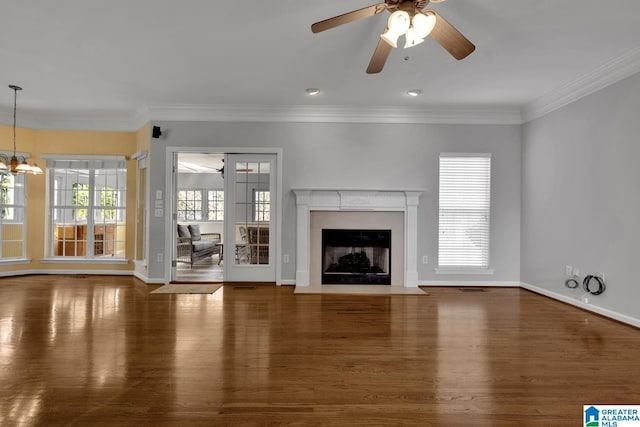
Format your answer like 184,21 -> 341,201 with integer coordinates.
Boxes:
322,229 -> 391,285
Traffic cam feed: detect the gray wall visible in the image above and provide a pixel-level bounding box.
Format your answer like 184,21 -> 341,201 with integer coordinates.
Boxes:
522,71 -> 640,319
148,121 -> 521,283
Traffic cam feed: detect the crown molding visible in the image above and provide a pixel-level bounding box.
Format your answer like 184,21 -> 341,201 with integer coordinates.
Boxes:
0,106 -> 149,132
149,104 -> 523,125
522,46 -> 640,123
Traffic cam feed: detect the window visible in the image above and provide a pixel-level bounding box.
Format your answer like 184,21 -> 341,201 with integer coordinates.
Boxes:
207,190 -> 224,221
0,171 -> 26,259
438,154 -> 491,269
177,190 -> 203,221
254,190 -> 270,222
48,157 -> 126,258
177,189 -> 224,221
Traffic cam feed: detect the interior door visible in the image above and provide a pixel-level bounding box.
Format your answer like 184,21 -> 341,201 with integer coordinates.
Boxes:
224,154 -> 276,282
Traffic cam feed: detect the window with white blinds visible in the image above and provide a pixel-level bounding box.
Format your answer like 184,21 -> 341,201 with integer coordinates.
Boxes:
438,154 -> 491,269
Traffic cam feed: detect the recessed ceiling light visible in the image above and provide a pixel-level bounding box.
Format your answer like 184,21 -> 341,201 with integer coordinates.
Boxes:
406,89 -> 422,97
305,88 -> 320,96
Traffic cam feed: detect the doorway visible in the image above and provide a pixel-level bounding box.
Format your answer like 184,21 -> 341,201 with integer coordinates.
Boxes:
169,150 -> 280,284
173,152 -> 225,282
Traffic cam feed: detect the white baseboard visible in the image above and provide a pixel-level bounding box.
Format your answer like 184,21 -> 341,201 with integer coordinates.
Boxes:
279,279 -> 296,286
520,282 -> 640,329
133,270 -> 166,284
418,280 -> 519,287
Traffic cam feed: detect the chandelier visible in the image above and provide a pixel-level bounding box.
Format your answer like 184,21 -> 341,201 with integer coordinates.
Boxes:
0,85 -> 43,175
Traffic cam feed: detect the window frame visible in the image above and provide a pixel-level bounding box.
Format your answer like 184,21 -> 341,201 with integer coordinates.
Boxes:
46,156 -> 127,259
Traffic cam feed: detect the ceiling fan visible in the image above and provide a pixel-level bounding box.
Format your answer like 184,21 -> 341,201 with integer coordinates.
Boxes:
311,0 -> 475,73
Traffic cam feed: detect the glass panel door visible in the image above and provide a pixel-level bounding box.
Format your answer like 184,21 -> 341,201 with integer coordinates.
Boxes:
224,154 -> 276,282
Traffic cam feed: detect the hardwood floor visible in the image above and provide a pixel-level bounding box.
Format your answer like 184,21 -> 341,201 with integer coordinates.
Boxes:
1,275 -> 639,426
175,255 -> 223,282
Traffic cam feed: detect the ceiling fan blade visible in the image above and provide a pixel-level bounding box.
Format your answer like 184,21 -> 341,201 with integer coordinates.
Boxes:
366,38 -> 393,74
311,3 -> 387,33
429,10 -> 475,60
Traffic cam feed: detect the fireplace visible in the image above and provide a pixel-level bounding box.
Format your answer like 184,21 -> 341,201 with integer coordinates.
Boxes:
293,189 -> 424,287
322,229 -> 391,285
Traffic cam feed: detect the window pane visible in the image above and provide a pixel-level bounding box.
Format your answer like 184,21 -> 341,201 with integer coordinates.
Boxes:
0,172 -> 26,258
207,190 -> 224,221
254,190 -> 270,222
177,190 -> 204,221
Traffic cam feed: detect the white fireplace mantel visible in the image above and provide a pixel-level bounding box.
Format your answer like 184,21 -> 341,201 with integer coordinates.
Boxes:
292,189 -> 425,287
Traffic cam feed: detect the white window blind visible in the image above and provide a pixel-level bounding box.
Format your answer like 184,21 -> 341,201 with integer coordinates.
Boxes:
438,154 -> 491,269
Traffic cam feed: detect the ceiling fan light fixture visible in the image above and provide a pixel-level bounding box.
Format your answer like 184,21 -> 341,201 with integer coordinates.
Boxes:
380,29 -> 400,48
382,10 -> 410,47
404,27 -> 425,48
388,11 -> 410,35
412,12 -> 437,39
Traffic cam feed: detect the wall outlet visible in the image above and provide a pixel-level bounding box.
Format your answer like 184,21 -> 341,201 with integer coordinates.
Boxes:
422,256 -> 429,264
565,265 -> 573,276
157,252 -> 163,263
283,254 -> 290,264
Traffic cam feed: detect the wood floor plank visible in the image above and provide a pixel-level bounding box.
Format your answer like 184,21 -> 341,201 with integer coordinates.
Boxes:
0,276 -> 638,426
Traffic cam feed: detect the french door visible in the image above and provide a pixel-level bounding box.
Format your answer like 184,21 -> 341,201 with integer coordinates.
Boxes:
224,154 -> 276,282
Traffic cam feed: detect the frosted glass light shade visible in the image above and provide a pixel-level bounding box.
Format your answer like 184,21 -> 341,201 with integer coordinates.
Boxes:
381,11 -> 410,48
388,11 -> 410,35
412,12 -> 436,39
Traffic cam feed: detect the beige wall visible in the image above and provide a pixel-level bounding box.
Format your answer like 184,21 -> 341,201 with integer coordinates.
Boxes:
0,124 -> 140,274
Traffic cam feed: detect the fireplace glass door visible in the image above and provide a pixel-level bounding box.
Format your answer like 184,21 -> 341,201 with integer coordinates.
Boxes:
322,229 -> 391,285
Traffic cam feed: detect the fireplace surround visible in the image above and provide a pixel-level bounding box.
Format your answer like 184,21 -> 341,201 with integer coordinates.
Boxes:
293,189 -> 424,287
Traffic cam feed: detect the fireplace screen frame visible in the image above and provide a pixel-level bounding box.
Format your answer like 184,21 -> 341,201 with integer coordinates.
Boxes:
321,229 -> 391,285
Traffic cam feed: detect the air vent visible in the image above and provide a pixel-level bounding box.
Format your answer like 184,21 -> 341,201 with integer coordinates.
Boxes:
233,286 -> 256,290
459,288 -> 487,292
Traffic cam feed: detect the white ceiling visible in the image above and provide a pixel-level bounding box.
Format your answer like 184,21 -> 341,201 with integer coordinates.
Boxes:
2,0 -> 640,129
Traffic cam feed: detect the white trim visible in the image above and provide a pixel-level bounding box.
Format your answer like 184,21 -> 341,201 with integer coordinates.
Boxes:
163,146 -> 284,286
434,268 -> 496,275
150,104 -> 522,125
40,154 -> 127,161
523,46 -> 640,122
279,279 -> 296,286
439,152 -> 492,158
0,258 -> 32,266
133,270 -> 166,284
419,281 -> 516,287
521,282 -> 640,329
39,258 -> 130,265
131,151 -> 148,161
